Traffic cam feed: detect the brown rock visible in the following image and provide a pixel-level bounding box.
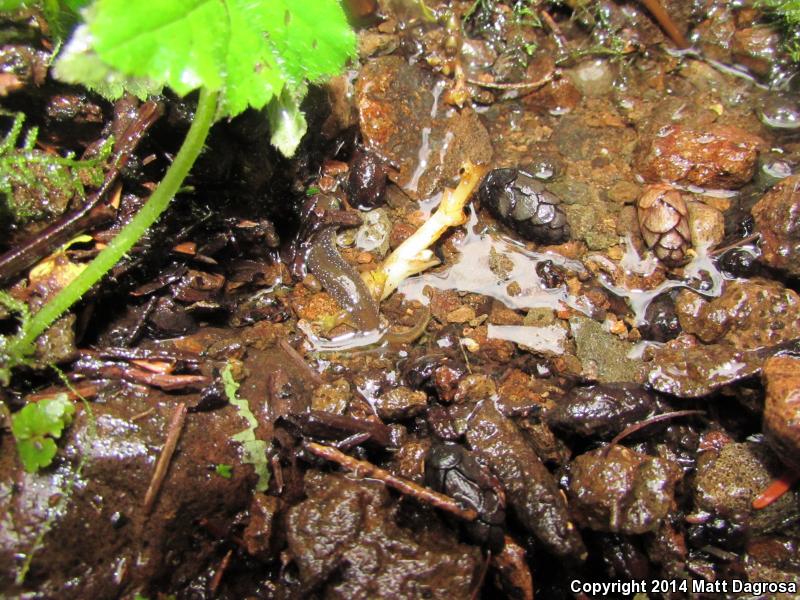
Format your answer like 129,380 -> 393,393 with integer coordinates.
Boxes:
356,56 -> 492,199
243,494 -> 280,559
752,174 -> 800,277
732,26 -> 781,77
675,279 -> 800,349
762,355 -> 800,470
285,470 -> 480,597
687,201 -> 725,248
374,386 -> 428,420
568,445 -> 680,534
647,336 -> 764,398
636,124 -> 764,189
446,305 -> 476,324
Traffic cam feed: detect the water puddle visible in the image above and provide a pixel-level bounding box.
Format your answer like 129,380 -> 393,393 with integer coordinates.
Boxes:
397,211 -> 589,314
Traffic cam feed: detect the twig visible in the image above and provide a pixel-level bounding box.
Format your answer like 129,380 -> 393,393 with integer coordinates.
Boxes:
466,71 -> 554,91
710,233 -> 760,257
607,410 -> 705,450
637,0 -> 689,49
540,10 -> 568,51
209,549 -> 234,595
27,381 -> 99,402
143,402 -> 187,514
0,101 -> 163,284
303,441 -> 478,521
278,338 -> 324,386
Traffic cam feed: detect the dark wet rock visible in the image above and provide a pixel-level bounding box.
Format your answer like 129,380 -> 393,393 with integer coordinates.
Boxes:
693,442 -> 800,535
718,247 -> 758,279
425,442 -> 506,552
0,387 -> 253,598
569,316 -> 642,384
567,445 -> 680,535
752,174 -> 800,277
355,56 -> 492,199
0,44 -> 49,94
641,293 -> 681,342
285,470 -> 480,598
389,438 -> 430,483
146,296 -> 197,337
675,279 -> 800,349
635,125 -> 764,189
348,146 -> 389,209
374,386 -> 427,421
636,184 -> 691,266
646,335 -> 763,397
465,400 -> 586,559
478,168 -> 571,245
762,355 -> 800,470
243,493 -> 280,560
545,383 -> 658,439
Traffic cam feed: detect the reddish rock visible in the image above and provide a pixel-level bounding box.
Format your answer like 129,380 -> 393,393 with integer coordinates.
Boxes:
762,355 -> 800,470
675,279 -> 800,349
752,174 -> 800,277
732,26 -> 781,78
635,124 -> 764,189
356,56 -> 492,199
567,445 -> 680,534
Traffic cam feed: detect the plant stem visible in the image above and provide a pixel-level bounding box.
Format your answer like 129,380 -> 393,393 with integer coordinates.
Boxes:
12,88 -> 218,355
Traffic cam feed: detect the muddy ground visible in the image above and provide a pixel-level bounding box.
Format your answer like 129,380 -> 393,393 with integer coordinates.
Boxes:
2,1 -> 800,598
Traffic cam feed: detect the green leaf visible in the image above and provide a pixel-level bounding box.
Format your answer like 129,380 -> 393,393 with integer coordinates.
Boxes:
11,394 -> 75,472
17,437 -> 58,472
221,362 -> 270,491
215,463 -> 233,478
56,0 -> 355,118
267,85 -> 308,158
53,25 -> 163,100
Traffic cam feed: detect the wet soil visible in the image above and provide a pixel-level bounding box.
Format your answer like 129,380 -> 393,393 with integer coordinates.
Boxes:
2,1 -> 800,598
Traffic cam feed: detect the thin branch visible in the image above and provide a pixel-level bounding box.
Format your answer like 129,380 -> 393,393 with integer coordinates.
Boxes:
304,441 -> 478,521
466,71 -> 554,91
607,409 -> 705,450
143,402 -> 187,514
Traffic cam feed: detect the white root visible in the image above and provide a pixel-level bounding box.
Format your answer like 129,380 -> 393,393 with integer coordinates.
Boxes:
363,162 -> 486,301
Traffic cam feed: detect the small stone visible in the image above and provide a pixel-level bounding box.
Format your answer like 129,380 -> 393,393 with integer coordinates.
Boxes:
356,251 -> 374,264
489,247 -> 514,281
607,180 -> 640,204
687,201 -> 725,248
568,445 -> 680,534
506,281 -> 522,296
374,387 -> 428,420
570,316 -> 642,383
752,174 -> 800,277
636,124 -> 764,189
762,355 -> 800,470
310,378 -> 351,414
446,305 -> 477,324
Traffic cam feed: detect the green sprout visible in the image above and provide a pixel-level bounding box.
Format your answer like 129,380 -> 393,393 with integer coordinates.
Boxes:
10,393 -> 75,472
